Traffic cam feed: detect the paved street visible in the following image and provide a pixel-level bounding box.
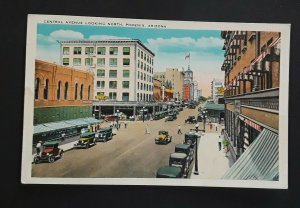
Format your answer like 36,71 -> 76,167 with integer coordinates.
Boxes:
32,107 -> 202,178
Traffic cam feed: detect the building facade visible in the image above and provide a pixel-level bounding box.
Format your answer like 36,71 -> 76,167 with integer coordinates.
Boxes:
221,31 -> 281,161
211,79 -> 224,104
59,39 -> 155,102
153,79 -> 162,101
193,80 -> 199,101
154,68 -> 184,100
34,59 -> 94,124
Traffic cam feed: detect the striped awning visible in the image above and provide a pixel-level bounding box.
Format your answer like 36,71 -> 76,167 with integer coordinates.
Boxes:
222,129 -> 279,181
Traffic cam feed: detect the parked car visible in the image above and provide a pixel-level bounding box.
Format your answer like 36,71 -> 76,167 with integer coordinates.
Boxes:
184,132 -> 200,148
74,132 -> 96,149
175,143 -> 194,164
156,166 -> 182,178
187,104 -> 196,109
185,116 -> 197,124
169,152 -> 190,178
33,141 -> 64,164
155,130 -> 172,144
96,127 -> 113,142
165,113 -> 177,121
197,115 -> 203,122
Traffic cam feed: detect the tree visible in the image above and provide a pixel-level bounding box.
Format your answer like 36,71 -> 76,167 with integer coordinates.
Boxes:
198,96 -> 207,102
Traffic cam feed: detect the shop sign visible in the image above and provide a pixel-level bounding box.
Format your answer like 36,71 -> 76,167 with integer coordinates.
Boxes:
244,119 -> 262,132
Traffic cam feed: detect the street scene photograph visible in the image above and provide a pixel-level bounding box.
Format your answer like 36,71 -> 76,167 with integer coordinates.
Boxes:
22,15 -> 289,188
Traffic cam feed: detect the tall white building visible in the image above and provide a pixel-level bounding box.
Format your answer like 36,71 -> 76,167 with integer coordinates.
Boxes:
59,39 -> 155,102
211,79 -> 224,103
193,80 -> 199,101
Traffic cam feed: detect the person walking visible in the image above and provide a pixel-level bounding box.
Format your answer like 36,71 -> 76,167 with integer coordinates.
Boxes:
124,120 -> 128,128
145,124 -> 150,134
218,135 -> 222,151
209,122 -> 213,131
36,140 -> 42,156
215,123 -> 218,132
177,125 -> 182,134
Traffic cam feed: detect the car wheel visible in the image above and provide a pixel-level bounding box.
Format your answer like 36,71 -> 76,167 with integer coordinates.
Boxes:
103,137 -> 107,142
48,155 -> 55,163
34,156 -> 40,164
85,143 -> 89,149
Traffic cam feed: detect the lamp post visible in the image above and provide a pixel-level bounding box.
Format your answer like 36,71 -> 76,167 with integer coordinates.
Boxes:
193,125 -> 201,175
116,109 -> 120,130
142,107 -> 145,123
202,109 -> 208,132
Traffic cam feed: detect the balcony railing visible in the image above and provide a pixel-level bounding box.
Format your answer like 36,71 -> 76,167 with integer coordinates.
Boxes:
225,88 -> 279,111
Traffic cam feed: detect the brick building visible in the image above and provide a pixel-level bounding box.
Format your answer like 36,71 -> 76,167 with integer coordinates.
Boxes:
220,30 -> 281,168
34,59 -> 94,124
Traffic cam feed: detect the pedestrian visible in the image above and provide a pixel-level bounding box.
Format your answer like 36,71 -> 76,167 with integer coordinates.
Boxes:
209,122 -> 213,131
215,123 -> 218,132
36,140 -> 42,156
145,124 -> 150,134
218,135 -> 222,151
177,125 -> 182,134
195,123 -> 199,132
124,121 -> 128,128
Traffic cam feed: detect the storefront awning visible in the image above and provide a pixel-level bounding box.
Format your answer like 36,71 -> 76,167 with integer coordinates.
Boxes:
34,117 -> 103,134
222,128 -> 279,181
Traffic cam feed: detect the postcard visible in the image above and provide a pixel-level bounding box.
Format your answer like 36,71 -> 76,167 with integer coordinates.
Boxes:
21,14 -> 290,189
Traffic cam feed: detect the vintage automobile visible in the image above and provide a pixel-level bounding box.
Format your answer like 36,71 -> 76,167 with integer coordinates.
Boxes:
165,113 -> 177,121
187,104 -> 196,109
156,166 -> 182,178
197,115 -> 203,122
184,132 -> 200,148
96,127 -> 113,142
185,116 -> 197,124
169,152 -> 190,178
155,130 -> 172,144
175,143 -> 194,164
33,141 -> 64,164
74,131 -> 96,149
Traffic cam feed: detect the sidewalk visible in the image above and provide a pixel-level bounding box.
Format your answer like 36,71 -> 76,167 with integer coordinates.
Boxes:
190,132 -> 234,179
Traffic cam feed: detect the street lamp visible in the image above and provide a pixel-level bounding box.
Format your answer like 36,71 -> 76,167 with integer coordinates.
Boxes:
142,107 -> 145,123
202,109 -> 208,132
116,109 -> 120,129
193,125 -> 202,175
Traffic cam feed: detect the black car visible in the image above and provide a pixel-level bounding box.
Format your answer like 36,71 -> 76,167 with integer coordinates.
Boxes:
96,127 -> 113,142
185,116 -> 197,124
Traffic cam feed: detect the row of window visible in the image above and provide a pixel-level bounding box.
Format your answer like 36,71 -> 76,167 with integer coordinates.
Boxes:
137,71 -> 152,82
96,69 -> 130,78
137,82 -> 153,91
137,93 -> 153,101
137,49 -> 153,65
96,80 -> 152,91
34,78 -> 91,101
63,47 -> 131,56
63,57 -> 130,67
96,81 -> 129,89
137,60 -> 153,73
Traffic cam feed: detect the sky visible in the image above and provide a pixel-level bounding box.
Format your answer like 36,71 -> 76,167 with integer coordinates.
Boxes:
37,24 -> 225,97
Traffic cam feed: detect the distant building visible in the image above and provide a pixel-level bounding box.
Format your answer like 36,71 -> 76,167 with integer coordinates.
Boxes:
59,39 -> 155,102
153,79 -> 162,101
211,79 -> 224,104
193,81 -> 199,101
154,68 -> 184,100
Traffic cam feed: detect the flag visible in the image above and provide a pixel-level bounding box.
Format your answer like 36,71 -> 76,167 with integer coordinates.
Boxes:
185,53 -> 190,60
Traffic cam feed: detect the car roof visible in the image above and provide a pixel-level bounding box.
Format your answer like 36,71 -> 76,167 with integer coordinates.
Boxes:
170,152 -> 187,159
156,166 -> 181,177
175,143 -> 191,149
80,131 -> 96,137
159,130 -> 168,134
43,141 -> 59,146
98,127 -> 112,131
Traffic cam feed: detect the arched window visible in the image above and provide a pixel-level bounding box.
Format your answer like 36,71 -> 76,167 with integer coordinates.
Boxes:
88,85 -> 91,100
64,82 -> 68,100
57,81 -> 61,100
35,78 -> 40,99
74,83 -> 78,100
80,84 -> 84,100
43,79 -> 49,100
